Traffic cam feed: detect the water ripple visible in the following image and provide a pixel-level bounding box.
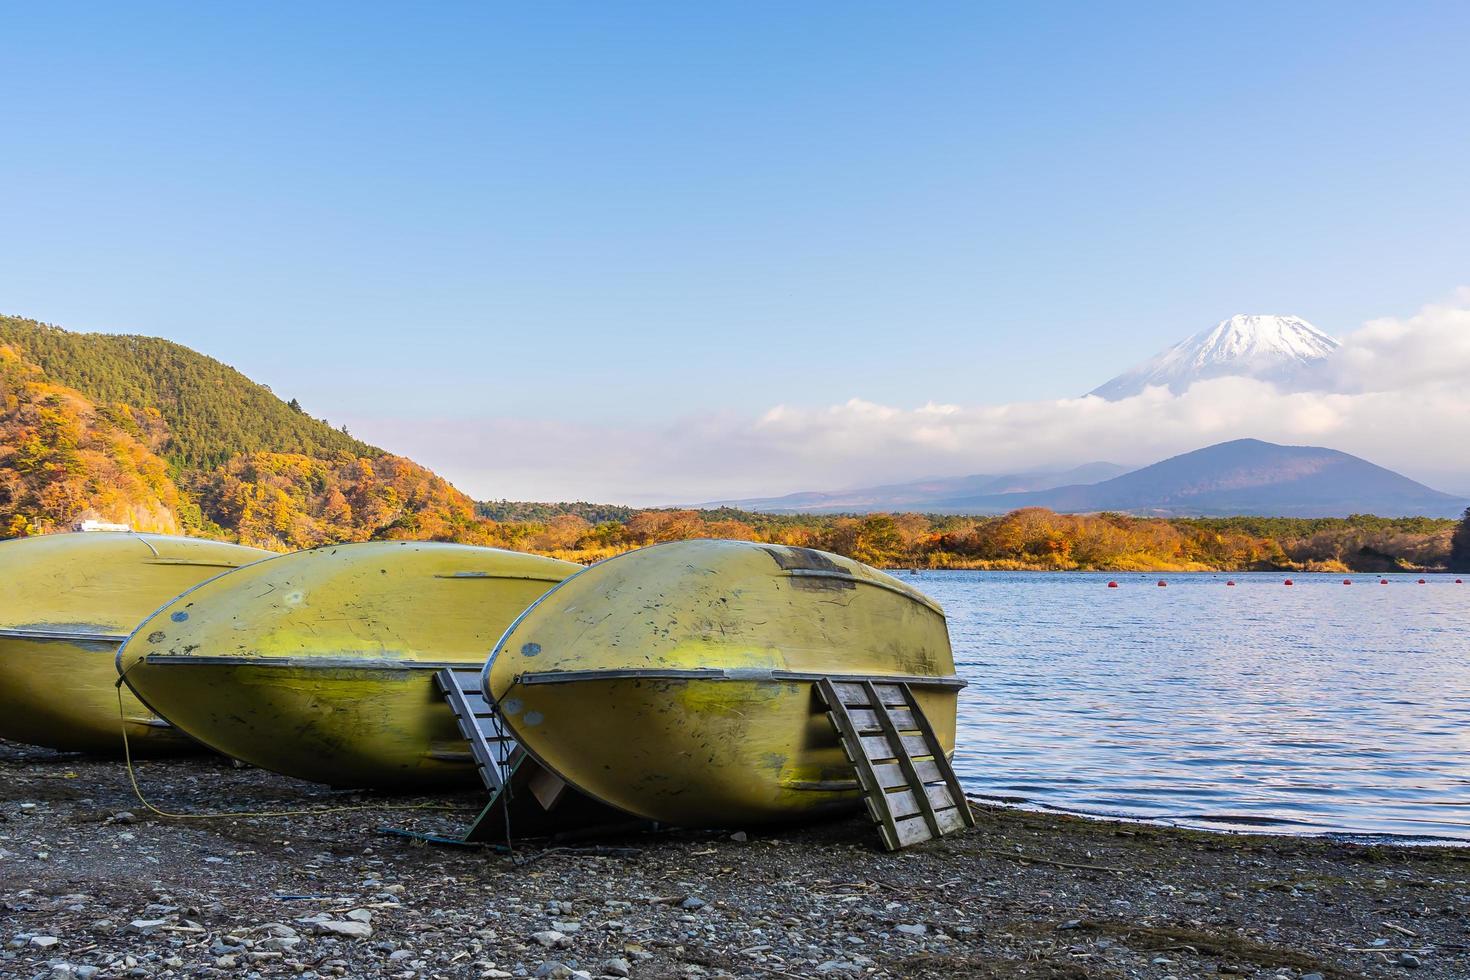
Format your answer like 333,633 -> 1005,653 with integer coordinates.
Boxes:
920,570 -> 1470,841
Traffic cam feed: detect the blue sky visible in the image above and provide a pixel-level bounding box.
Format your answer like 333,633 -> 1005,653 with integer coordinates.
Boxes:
2,3 -> 1468,501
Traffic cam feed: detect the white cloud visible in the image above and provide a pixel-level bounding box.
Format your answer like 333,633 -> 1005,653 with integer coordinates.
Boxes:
345,291 -> 1470,504
1329,288 -> 1470,392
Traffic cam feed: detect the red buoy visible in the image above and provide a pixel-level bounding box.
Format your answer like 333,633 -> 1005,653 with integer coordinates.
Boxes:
1157,580 -> 1167,587
1380,579 -> 1389,585
1226,580 -> 1236,586
1458,579 -> 1464,584
1419,578 -> 1427,584
1343,579 -> 1352,585
1107,581 -> 1118,588
1284,579 -> 1294,586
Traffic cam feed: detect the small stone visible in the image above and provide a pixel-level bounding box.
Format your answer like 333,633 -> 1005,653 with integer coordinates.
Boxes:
1399,953 -> 1422,969
895,924 -> 927,936
1301,974 -> 1325,980
679,897 -> 706,910
534,962 -> 573,979
315,920 -> 372,938
550,920 -> 581,934
258,936 -> 301,951
29,935 -> 59,948
345,908 -> 373,923
110,812 -> 137,825
601,957 -> 631,977
817,962 -> 861,974
388,949 -> 414,961
532,930 -> 569,948
127,919 -> 169,935
729,831 -> 748,842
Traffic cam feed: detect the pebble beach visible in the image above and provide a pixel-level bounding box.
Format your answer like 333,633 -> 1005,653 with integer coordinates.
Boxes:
3,741 -> 1468,980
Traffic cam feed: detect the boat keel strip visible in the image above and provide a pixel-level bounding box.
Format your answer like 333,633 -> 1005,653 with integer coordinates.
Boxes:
511,667 -> 967,690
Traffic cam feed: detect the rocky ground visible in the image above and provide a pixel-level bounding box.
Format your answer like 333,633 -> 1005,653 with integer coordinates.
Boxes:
2,740 -> 1468,980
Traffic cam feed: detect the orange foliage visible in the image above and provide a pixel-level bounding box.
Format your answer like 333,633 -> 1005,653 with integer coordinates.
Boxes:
0,346 -> 180,536
191,451 -> 497,551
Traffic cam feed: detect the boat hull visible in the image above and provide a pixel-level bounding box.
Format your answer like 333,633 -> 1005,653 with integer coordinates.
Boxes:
119,541 -> 579,789
0,632 -> 198,754
0,532 -> 271,754
499,673 -> 959,825
485,539 -> 962,825
114,660 -> 477,787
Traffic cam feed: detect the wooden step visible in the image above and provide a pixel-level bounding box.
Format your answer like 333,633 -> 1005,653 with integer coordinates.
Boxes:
434,667 -> 518,793
393,668 -> 639,846
815,677 -> 974,852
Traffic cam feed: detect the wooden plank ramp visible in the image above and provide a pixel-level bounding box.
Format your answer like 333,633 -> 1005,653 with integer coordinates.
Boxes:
815,677 -> 974,851
434,666 -> 518,794
431,667 -> 638,844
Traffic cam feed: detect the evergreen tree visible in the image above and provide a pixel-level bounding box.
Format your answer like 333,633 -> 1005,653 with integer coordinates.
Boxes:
1451,507 -> 1470,572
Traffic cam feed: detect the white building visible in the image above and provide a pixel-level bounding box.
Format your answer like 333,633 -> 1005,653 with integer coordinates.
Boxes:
75,519 -> 132,532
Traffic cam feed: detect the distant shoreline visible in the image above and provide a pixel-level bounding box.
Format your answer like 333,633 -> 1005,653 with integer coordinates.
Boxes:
880,564 -> 1457,574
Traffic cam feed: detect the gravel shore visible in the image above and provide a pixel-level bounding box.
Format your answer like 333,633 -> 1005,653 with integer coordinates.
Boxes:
3,739 -> 1467,980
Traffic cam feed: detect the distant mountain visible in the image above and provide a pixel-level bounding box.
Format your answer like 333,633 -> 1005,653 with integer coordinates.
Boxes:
706,462 -> 1132,514
1090,314 -> 1338,400
934,439 -> 1468,518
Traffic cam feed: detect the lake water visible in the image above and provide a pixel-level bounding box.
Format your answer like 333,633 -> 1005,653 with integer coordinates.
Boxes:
916,570 -> 1470,842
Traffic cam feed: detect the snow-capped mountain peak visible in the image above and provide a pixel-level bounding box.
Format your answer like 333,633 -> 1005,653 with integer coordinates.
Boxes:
1090,314 -> 1339,400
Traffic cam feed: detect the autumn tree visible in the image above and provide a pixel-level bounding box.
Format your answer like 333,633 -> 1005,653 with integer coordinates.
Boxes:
530,514 -> 593,552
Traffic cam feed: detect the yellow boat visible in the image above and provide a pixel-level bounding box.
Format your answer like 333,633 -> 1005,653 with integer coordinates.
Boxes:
0,532 -> 271,754
118,541 -> 579,789
483,539 -> 963,826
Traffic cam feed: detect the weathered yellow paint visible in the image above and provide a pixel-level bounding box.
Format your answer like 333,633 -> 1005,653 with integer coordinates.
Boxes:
484,539 -> 960,825
0,532 -> 271,754
118,541 -> 578,788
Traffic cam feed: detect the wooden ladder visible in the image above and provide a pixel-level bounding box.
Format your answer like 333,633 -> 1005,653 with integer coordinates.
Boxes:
433,667 -> 624,844
815,678 -> 974,851
434,666 -> 518,794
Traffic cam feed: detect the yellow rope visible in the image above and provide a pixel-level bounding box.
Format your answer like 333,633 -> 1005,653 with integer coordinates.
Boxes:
116,681 -> 466,820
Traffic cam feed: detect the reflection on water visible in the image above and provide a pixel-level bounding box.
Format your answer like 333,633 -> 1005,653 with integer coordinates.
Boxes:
920,570 -> 1470,841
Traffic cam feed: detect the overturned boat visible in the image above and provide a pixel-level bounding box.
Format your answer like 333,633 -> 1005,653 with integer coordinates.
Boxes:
0,532 -> 270,754
118,541 -> 579,788
483,539 -> 964,827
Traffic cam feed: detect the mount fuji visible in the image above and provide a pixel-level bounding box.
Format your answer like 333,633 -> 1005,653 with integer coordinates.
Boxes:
1089,314 -> 1339,400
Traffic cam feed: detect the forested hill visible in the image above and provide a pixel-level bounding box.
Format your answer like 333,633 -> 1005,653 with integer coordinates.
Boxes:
0,345 -> 181,537
1,315 -> 481,549
0,315 -> 379,469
